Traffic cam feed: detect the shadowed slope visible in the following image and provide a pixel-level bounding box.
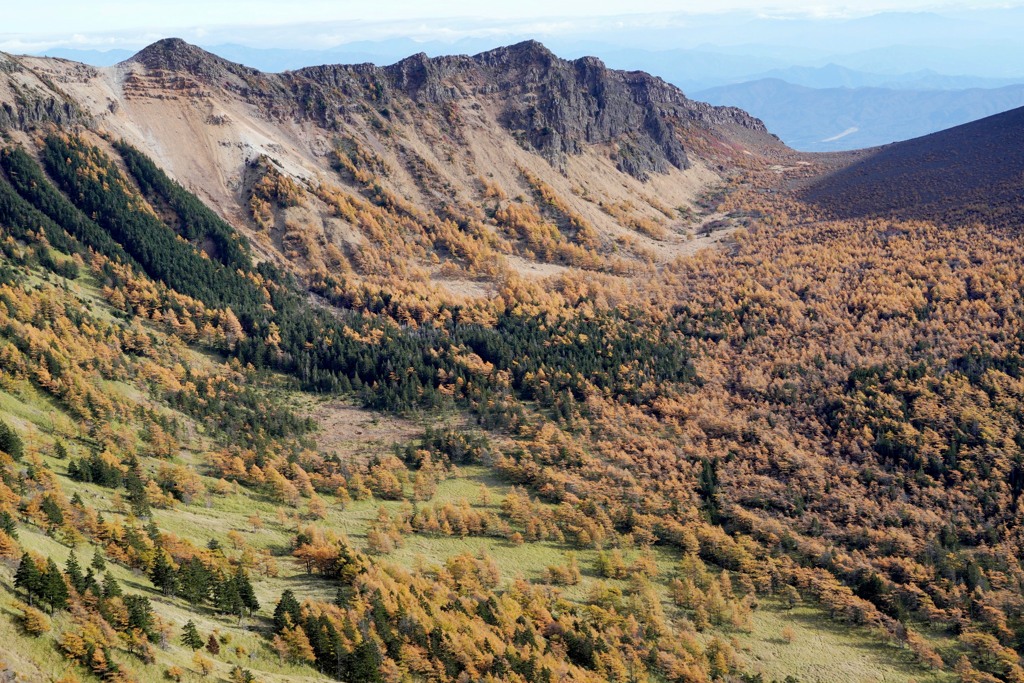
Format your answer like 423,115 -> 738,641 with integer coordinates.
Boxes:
803,105 -> 1024,228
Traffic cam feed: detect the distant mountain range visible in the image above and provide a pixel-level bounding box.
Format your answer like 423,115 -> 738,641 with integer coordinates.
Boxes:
695,79 -> 1024,151
37,42 -> 1024,92
739,63 -> 1023,91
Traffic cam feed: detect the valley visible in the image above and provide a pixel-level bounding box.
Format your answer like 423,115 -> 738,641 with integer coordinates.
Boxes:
0,38 -> 1022,683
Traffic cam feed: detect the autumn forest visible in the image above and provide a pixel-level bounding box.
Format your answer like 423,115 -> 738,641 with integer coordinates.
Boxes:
1,38 -> 1024,683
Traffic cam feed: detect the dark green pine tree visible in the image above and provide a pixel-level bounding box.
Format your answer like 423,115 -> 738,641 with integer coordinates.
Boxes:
181,619 -> 204,651
40,495 -> 64,532
304,614 -> 335,670
14,552 -> 42,605
102,571 -> 123,598
177,557 -> 211,605
0,509 -> 17,539
149,550 -> 177,596
216,573 -> 244,622
317,617 -> 343,678
90,549 -> 106,572
65,551 -> 86,594
82,567 -> 101,596
234,567 -> 260,616
42,558 -> 69,612
66,459 -> 84,482
330,541 -> 362,585
349,640 -> 384,683
125,594 -> 156,639
0,419 -> 23,460
273,590 -> 302,633
124,458 -> 151,518
697,457 -> 721,523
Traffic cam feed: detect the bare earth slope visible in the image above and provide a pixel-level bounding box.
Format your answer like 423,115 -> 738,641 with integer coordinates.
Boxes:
1,39 -> 785,286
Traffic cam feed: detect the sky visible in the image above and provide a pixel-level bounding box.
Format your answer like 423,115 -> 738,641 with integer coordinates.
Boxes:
3,0 -> 985,29
3,0 -> 1022,52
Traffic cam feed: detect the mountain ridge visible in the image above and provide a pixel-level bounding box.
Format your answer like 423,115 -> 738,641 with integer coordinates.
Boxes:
111,37 -> 774,179
0,37 -> 786,288
128,37 -> 259,77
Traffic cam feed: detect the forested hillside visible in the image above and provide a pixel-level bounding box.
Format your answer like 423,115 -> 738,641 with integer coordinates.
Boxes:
1,39 -> 1024,683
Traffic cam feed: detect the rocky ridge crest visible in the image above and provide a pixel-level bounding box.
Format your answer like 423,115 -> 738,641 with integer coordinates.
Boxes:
121,38 -> 774,180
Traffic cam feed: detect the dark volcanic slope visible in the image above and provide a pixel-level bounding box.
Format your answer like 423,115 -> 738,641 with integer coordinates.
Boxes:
803,106 -> 1024,228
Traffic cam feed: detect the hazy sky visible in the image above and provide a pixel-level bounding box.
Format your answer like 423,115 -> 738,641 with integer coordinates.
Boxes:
3,0 -> 989,31
13,0 -> 684,30
4,0 -> 1022,52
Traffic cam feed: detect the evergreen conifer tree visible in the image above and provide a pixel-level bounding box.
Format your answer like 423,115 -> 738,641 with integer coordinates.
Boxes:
125,464 -> 150,518
273,590 -> 302,633
125,594 -> 155,638
350,640 -> 383,683
42,558 -> 69,612
91,549 -> 106,571
40,495 -> 64,531
216,574 -> 244,622
0,419 -> 23,460
181,619 -> 204,650
65,551 -> 85,593
234,567 -> 260,615
0,510 -> 17,539
14,552 -> 41,605
102,571 -> 123,598
150,550 -> 177,595
83,567 -> 101,596
177,557 -> 212,604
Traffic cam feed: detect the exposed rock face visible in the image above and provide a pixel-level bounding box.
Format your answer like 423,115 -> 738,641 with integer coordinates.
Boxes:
0,97 -> 81,130
0,53 -> 85,131
118,38 -> 773,180
473,43 -> 693,178
129,38 -> 261,82
0,53 -> 17,75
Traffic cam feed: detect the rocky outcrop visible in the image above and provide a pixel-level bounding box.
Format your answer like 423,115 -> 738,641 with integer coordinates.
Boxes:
0,53 -> 86,131
129,38 -> 261,83
0,97 -> 81,130
120,38 -> 775,180
472,43 -> 694,178
305,40 -> 773,178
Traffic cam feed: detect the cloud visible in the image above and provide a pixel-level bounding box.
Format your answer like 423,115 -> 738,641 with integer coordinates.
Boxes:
4,2 -> 1023,55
